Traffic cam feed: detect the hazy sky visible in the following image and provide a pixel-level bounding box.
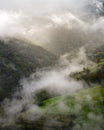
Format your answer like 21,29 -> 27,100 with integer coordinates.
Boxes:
0,0 -> 91,14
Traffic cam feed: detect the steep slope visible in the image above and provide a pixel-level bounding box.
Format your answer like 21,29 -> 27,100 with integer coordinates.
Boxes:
0,61 -> 104,130
71,61 -> 104,86
37,86 -> 104,130
1,86 -> 103,130
0,38 -> 57,101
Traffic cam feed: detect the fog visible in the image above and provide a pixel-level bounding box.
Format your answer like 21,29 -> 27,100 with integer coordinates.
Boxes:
0,0 -> 91,14
0,0 -> 104,129
0,48 -> 89,124
0,0 -> 104,55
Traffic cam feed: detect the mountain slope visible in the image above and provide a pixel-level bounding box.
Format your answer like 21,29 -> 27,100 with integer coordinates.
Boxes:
0,38 -> 57,101
20,61 -> 104,130
3,86 -> 103,130
0,60 -> 104,130
71,61 -> 104,86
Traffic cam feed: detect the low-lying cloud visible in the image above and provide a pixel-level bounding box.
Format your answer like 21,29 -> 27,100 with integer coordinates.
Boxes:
0,1 -> 103,129
0,48 -> 90,125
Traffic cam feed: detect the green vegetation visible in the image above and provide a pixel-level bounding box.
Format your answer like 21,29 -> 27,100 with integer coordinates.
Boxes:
35,86 -> 104,130
41,86 -> 104,113
0,38 -> 104,129
0,86 -> 103,130
71,61 -> 104,85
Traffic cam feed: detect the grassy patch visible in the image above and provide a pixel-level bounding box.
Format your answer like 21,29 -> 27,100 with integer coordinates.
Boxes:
40,86 -> 104,116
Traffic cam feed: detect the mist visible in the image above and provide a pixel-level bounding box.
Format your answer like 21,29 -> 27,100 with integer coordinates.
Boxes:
0,0 -> 104,130
0,0 -> 104,55
0,0 -> 91,14
0,48 -> 88,125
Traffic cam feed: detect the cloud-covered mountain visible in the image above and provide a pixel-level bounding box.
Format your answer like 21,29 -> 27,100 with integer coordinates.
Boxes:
0,38 -> 57,101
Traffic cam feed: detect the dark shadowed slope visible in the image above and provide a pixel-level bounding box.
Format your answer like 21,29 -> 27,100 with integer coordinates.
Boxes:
0,38 -> 57,101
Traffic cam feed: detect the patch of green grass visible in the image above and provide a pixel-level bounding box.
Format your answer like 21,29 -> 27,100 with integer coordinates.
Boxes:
38,86 -> 104,130
40,86 -> 104,116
